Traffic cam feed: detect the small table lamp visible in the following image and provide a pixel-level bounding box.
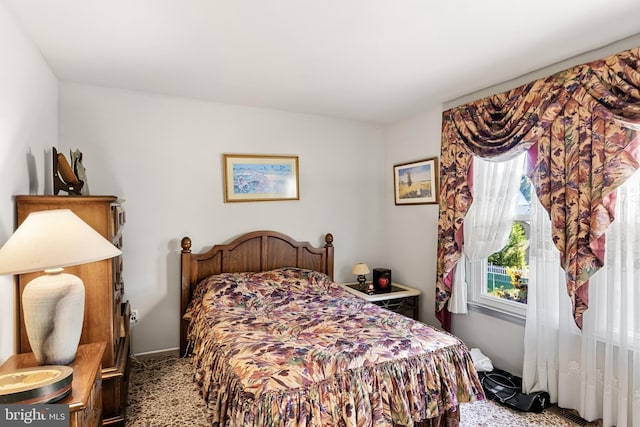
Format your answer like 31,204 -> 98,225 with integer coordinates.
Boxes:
0,209 -> 121,365
352,262 -> 371,293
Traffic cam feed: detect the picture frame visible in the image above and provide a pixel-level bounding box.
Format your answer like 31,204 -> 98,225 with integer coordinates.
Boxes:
223,154 -> 300,202
393,157 -> 439,205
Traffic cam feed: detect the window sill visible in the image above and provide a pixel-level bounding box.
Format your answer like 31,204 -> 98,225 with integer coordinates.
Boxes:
467,301 -> 526,326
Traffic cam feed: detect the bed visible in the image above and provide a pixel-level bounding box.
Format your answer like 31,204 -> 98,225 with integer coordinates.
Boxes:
180,230 -> 484,427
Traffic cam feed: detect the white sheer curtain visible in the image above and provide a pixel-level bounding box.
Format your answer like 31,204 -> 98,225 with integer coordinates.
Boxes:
523,170 -> 640,426
448,154 -> 524,313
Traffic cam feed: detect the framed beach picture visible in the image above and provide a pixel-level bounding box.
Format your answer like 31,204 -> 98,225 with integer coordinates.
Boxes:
393,157 -> 439,205
223,154 -> 300,202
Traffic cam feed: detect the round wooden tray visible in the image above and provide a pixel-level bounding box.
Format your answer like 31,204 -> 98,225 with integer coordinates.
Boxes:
0,365 -> 73,404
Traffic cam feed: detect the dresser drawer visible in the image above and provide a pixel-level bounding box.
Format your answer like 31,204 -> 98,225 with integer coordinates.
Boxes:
70,368 -> 102,427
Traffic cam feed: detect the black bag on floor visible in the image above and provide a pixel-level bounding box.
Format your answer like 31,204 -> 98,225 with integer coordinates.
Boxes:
479,369 -> 551,413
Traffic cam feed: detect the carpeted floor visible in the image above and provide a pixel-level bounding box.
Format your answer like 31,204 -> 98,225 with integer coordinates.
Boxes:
125,354 -> 597,427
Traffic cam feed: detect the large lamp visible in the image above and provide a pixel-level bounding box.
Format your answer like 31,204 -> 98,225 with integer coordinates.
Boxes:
0,209 -> 121,365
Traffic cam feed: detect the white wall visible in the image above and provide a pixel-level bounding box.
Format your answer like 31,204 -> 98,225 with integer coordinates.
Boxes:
59,83 -> 386,354
0,3 -> 58,364
384,106 -> 442,328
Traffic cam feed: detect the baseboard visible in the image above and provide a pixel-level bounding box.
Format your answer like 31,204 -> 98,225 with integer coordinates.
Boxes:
132,347 -> 179,360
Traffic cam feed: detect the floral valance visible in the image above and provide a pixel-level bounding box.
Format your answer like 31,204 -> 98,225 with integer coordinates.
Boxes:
436,47 -> 640,330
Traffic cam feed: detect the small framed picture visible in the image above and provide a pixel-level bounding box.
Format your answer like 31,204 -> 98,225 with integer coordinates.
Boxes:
393,157 -> 439,205
223,154 -> 299,202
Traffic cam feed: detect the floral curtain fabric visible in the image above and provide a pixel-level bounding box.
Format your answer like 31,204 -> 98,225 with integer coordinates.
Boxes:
436,47 -> 640,330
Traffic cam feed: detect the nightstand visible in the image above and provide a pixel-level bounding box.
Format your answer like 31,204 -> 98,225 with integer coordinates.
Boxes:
341,282 -> 420,320
0,342 -> 106,427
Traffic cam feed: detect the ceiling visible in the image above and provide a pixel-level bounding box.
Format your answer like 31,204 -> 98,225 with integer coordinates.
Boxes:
4,0 -> 640,124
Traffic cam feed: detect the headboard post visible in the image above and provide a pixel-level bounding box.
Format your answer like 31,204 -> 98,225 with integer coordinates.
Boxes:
180,237 -> 193,355
325,233 -> 334,280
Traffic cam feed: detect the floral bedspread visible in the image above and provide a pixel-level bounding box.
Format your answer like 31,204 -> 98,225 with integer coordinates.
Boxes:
185,268 -> 484,427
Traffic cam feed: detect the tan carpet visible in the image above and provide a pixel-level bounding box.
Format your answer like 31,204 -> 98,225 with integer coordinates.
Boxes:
125,354 -> 594,426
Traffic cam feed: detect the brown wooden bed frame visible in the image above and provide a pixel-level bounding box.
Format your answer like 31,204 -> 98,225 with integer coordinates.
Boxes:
179,230 -> 334,355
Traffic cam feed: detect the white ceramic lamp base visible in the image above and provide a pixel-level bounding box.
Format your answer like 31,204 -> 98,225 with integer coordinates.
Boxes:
22,270 -> 85,365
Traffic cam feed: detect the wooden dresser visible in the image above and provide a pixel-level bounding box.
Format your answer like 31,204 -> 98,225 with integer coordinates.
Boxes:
15,195 -> 130,426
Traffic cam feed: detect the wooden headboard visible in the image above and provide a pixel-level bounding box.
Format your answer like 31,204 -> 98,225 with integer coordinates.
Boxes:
179,230 -> 334,354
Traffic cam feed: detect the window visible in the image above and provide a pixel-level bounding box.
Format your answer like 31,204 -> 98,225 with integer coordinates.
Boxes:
466,157 -> 530,322
487,175 -> 531,303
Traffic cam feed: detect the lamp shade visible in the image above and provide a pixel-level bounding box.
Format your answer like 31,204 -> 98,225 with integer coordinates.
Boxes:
352,263 -> 370,275
0,209 -> 121,275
